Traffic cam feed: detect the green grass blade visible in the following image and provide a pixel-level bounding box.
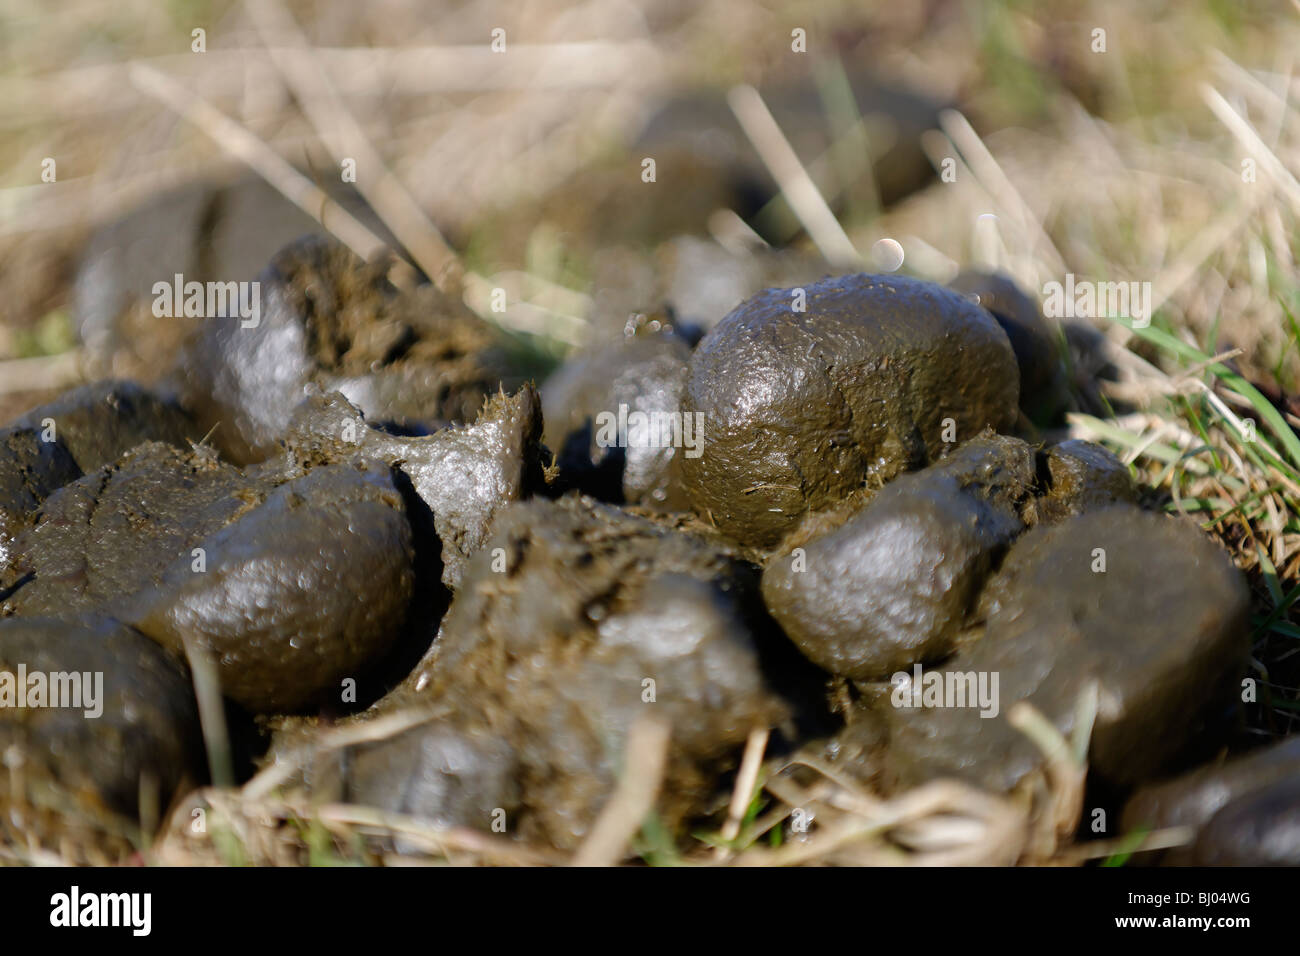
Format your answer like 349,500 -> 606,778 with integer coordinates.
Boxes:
1127,321 -> 1300,473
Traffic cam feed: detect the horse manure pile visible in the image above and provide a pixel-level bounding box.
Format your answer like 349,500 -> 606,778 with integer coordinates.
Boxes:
0,237 -> 1266,865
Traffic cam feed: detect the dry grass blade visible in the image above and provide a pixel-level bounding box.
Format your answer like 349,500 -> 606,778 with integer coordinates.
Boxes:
735,779 -> 1026,867
127,62 -> 410,284
727,84 -> 863,269
244,0 -> 461,291
937,108 -> 1066,276
179,633 -> 235,790
713,726 -> 769,861
313,804 -> 562,866
153,789 -> 565,866
1057,826 -> 1196,864
241,708 -> 443,801
0,42 -> 664,121
571,713 -> 671,866
0,350 -> 84,395
1148,198 -> 1265,318
1201,84 -> 1300,213
460,272 -> 589,347
1008,690 -> 1093,846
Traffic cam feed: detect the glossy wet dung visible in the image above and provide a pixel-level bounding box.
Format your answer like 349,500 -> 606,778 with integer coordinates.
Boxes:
682,273 -> 1020,547
183,235 -> 514,462
0,253 -> 1267,861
